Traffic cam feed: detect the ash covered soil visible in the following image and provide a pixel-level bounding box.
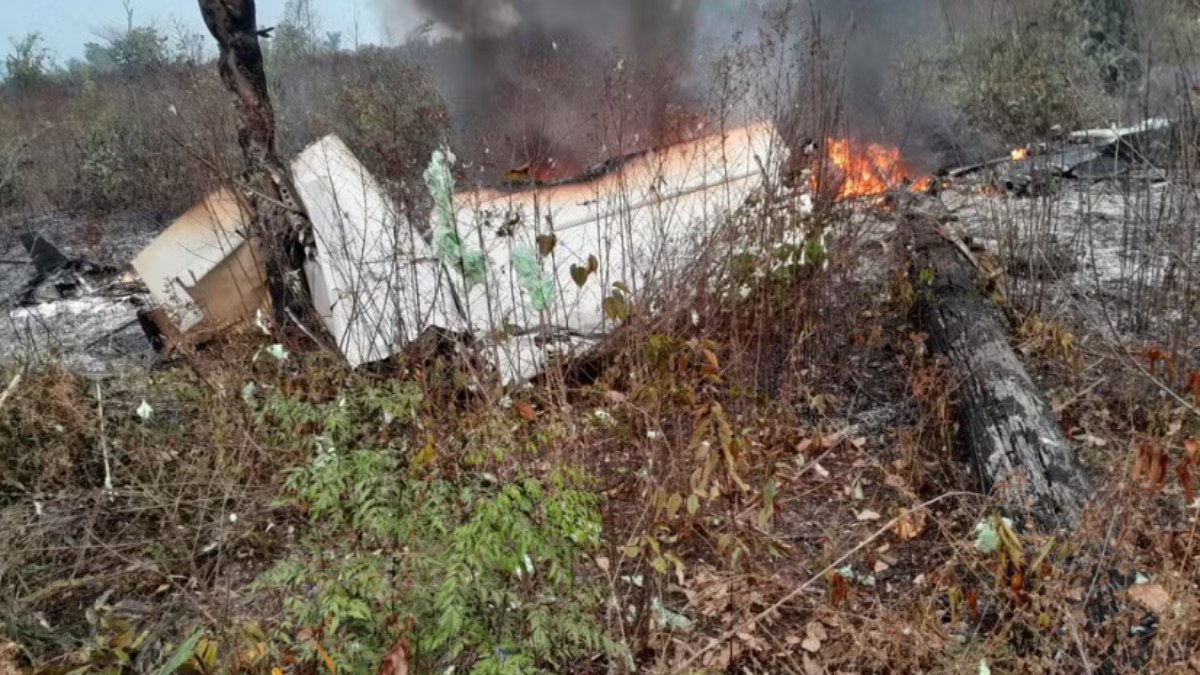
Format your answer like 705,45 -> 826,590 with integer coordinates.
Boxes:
944,173 -> 1180,343
0,213 -> 162,374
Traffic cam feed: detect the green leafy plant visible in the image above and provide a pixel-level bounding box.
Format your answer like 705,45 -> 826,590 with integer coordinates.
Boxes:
257,383 -> 622,674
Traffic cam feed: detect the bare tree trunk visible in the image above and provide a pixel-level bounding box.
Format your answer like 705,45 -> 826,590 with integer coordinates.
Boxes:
197,0 -> 316,327
906,211 -> 1093,531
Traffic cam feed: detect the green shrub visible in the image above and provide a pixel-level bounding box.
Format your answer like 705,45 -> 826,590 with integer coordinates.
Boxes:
937,0 -> 1119,139
256,383 -> 623,675
4,33 -> 54,90
74,79 -> 131,211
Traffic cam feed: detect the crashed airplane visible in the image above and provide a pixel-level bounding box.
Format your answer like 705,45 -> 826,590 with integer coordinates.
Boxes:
131,188 -> 270,345
131,122 -> 786,381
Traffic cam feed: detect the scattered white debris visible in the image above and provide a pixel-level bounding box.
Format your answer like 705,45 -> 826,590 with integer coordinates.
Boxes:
136,400 -> 153,422
856,509 -> 882,521
1068,117 -> 1172,146
837,565 -> 876,587
10,298 -> 129,321
651,597 -> 694,631
254,309 -> 271,335
973,517 -> 1013,554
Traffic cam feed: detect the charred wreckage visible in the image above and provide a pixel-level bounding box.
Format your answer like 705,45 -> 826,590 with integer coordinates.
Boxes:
0,116 -> 1174,382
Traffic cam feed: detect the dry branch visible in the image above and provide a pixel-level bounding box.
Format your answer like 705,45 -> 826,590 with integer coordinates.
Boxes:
905,210 -> 1093,531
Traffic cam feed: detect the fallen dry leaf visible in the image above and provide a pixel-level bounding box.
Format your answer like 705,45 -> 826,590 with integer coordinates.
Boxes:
379,640 -> 409,675
856,509 -> 882,522
595,556 -> 610,573
812,463 -> 831,479
805,621 -> 828,642
0,641 -> 18,675
514,400 -> 537,421
891,507 -> 927,541
801,637 -> 822,653
802,654 -> 825,675
314,640 -> 337,675
737,631 -> 767,652
1128,583 -> 1170,614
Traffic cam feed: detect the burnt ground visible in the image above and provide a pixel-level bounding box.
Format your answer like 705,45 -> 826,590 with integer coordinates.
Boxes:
0,214 -> 161,373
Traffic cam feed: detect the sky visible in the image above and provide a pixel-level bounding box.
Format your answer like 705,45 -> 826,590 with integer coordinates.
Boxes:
2,0 -> 380,62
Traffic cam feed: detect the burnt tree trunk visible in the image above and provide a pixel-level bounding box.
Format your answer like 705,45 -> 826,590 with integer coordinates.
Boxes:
197,0 -> 316,326
905,211 -> 1093,531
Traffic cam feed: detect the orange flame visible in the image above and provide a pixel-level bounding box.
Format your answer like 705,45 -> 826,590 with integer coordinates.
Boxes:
1011,147 -> 1029,161
812,138 -> 928,200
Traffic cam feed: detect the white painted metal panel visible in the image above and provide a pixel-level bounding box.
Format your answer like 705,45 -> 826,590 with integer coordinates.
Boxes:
292,136 -> 464,367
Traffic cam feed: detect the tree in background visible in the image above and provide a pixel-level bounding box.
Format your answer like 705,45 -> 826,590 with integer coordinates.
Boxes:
3,33 -> 54,89
81,1 -> 168,74
1082,0 -> 1140,89
271,0 -> 322,66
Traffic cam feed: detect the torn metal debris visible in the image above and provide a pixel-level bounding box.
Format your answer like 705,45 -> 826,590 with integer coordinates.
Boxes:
131,188 -> 270,346
131,122 -> 784,381
291,135 -> 463,368
21,233 -> 70,276
433,121 -> 784,381
949,117 -> 1174,193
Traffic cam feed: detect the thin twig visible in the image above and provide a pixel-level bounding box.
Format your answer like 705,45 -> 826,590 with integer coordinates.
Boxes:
0,370 -> 23,410
670,491 -> 975,673
96,383 -> 113,494
1065,607 -> 1096,675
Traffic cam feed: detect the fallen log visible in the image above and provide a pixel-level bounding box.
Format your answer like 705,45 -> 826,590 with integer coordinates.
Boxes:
904,209 -> 1092,531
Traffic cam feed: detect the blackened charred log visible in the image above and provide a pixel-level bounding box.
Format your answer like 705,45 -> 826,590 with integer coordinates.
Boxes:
196,0 -> 320,333
906,212 -> 1092,531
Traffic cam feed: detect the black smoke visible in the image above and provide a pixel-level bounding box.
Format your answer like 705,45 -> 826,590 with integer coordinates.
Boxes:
376,0 -> 704,179
377,0 -> 998,177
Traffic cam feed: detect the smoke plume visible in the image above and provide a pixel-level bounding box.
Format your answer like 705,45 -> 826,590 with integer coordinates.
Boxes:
374,0 -> 705,180
376,0 -> 989,178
